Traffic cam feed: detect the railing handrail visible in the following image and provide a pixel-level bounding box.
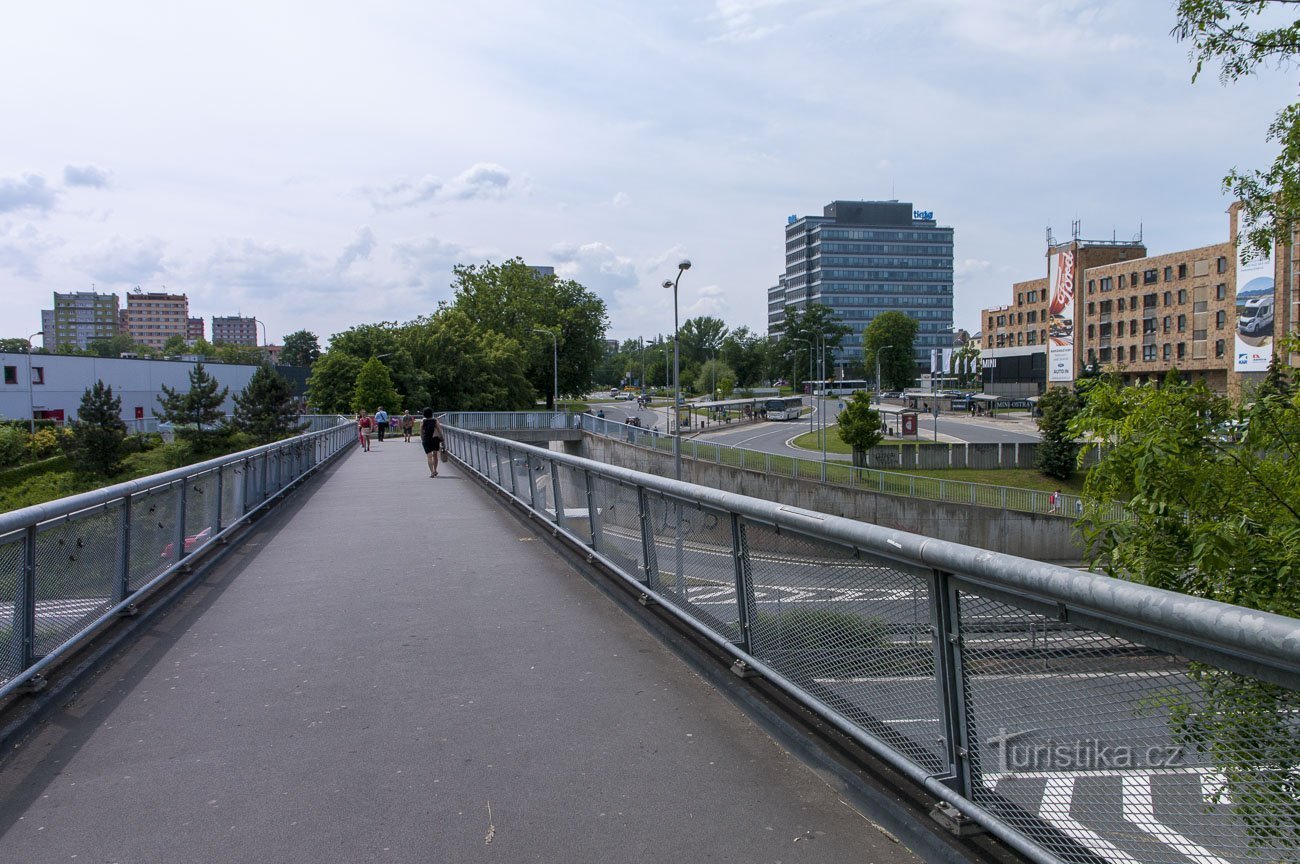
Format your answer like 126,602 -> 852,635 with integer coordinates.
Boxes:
446,423 -> 1300,675
0,417 -> 354,534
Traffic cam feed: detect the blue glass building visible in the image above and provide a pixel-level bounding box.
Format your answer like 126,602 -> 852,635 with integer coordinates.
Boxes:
767,200 -> 954,372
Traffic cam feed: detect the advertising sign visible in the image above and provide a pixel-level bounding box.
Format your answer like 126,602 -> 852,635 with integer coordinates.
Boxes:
1234,211 -> 1275,372
1047,248 -> 1076,382
901,412 -> 917,436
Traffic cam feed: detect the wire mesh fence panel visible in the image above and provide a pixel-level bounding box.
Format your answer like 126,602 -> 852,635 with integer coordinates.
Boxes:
184,471 -> 220,558
741,520 -> 944,772
957,589 -> 1295,864
0,531 -> 28,680
552,461 -> 592,546
32,505 -> 122,655
588,476 -> 645,583
220,462 -> 244,530
507,452 -> 533,502
640,490 -> 740,642
129,482 -> 183,590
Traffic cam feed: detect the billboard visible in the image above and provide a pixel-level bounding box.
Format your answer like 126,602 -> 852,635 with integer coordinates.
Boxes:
1234,211 -> 1275,372
1047,248 -> 1076,382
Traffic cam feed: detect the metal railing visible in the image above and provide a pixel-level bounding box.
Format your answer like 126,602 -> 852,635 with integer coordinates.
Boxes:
445,423 -> 1300,864
442,412 -> 1112,521
0,416 -> 357,699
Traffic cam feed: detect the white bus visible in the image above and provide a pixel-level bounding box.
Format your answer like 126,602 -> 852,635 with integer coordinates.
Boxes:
804,379 -> 870,397
763,396 -> 805,420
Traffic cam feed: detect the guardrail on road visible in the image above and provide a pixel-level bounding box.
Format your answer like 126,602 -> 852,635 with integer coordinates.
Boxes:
445,422 -> 1299,864
0,416 -> 357,700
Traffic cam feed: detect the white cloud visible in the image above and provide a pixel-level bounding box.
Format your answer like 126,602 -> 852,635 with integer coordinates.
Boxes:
444,163 -> 520,201
363,163 -> 522,211
364,175 -> 443,211
336,226 -> 376,272
0,174 -> 57,215
74,236 -> 168,285
63,164 -> 111,188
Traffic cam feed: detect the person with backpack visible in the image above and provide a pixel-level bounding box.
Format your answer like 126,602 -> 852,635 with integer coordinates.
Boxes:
401,410 -> 414,442
420,408 -> 443,477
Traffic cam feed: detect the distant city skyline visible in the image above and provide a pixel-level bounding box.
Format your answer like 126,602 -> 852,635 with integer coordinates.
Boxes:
0,2 -> 1292,348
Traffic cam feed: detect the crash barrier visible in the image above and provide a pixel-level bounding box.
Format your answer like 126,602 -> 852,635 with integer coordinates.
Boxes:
445,423 -> 1299,864
0,416 -> 357,698
441,412 -> 1113,522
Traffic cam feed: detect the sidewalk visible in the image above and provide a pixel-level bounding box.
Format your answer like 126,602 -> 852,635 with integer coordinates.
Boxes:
0,436 -> 922,863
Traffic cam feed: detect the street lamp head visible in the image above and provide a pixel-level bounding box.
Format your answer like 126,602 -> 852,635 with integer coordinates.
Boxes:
662,279 -> 674,290
677,259 -> 691,272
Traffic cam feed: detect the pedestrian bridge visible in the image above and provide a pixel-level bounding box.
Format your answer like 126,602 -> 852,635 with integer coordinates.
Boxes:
0,415 -> 1295,864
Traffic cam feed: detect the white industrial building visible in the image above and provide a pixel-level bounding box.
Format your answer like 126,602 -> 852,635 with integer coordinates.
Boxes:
0,353 -> 271,427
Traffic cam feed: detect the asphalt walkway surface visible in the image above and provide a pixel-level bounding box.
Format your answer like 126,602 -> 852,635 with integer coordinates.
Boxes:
0,435 -> 922,863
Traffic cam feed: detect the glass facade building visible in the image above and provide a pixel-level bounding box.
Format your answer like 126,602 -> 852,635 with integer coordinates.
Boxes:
768,200 -> 954,371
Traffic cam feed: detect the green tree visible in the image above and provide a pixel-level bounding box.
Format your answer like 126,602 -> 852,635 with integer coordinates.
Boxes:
720,326 -> 772,388
863,311 -> 919,391
213,342 -> 264,366
1033,385 -> 1083,480
156,362 -> 231,454
85,334 -> 146,357
232,364 -> 305,444
305,351 -> 364,412
161,334 -> 189,355
694,358 -> 736,398
451,258 -> 608,405
328,322 -> 425,409
0,337 -> 32,353
65,380 -> 127,477
419,307 -> 535,410
1072,371 -> 1300,852
836,391 -> 883,456
1175,1 -> 1300,260
280,329 -> 321,368
352,357 -> 401,414
678,316 -> 728,368
776,305 -> 851,389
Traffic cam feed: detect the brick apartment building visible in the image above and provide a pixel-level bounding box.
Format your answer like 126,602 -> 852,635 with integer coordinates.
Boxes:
981,207 -> 1296,398
122,291 -> 190,350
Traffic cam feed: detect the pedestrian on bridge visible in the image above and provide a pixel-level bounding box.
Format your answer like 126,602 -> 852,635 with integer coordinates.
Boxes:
401,410 -> 414,442
357,411 -> 372,452
374,407 -> 389,442
421,408 -> 443,477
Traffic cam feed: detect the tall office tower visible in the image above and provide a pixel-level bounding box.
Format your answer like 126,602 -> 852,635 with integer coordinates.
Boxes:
212,315 -> 258,346
123,291 -> 190,350
768,200 -> 954,372
40,291 -> 121,350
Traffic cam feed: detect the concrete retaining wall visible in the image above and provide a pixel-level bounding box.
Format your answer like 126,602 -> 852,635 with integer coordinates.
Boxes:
579,435 -> 1086,564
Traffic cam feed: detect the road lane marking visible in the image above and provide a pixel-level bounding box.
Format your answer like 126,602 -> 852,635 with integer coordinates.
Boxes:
1121,774 -> 1231,864
1037,776 -> 1141,864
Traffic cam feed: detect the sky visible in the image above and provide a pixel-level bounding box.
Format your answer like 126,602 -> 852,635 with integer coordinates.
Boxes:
1,1 -> 1296,349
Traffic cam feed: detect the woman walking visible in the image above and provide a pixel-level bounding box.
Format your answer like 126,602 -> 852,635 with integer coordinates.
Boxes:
357,410 -> 373,452
420,408 -> 443,477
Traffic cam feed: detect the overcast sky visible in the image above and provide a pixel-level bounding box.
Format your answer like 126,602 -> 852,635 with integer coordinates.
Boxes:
1,1 -> 1295,349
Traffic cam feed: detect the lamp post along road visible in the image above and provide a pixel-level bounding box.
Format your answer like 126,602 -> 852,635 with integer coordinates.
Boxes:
875,344 -> 893,402
533,329 -> 559,411
663,259 -> 691,482
789,337 -> 813,437
27,331 -> 43,434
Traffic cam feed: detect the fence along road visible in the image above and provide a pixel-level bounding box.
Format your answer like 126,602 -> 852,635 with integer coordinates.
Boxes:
445,419 -> 1300,864
0,429 -> 925,863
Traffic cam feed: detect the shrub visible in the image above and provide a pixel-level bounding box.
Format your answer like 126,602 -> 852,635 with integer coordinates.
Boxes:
0,426 -> 24,467
26,427 -> 69,460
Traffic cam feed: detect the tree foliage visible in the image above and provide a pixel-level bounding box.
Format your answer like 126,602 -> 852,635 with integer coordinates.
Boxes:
1034,385 -> 1083,480
863,311 -> 920,391
352,357 -> 401,414
451,258 -> 608,404
1174,0 -> 1300,260
775,304 -> 851,389
305,351 -> 364,413
233,364 -> 305,444
280,330 -> 321,368
65,380 -> 127,476
836,392 -> 884,454
417,307 -> 535,410
156,362 -> 231,454
1072,370 -> 1300,852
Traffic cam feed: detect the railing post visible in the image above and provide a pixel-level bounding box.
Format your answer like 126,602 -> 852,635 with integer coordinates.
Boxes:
215,465 -> 225,531
637,487 -> 659,589
550,460 -> 566,530
175,480 -> 188,563
116,493 -> 132,603
585,470 -> 603,552
730,514 -> 757,653
15,526 -> 38,671
526,453 -> 539,510
929,569 -> 974,798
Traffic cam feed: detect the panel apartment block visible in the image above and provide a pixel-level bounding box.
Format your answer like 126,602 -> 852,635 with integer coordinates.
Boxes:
123,292 -> 189,350
40,291 -> 121,350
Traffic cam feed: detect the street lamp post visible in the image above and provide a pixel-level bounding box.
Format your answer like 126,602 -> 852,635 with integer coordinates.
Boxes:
254,318 -> 267,350
875,344 -> 893,402
662,259 -> 691,482
26,331 -> 43,434
789,337 -> 813,437
532,328 -> 558,411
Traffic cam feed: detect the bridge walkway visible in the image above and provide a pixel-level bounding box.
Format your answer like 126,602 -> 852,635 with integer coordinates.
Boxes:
0,437 -> 921,863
